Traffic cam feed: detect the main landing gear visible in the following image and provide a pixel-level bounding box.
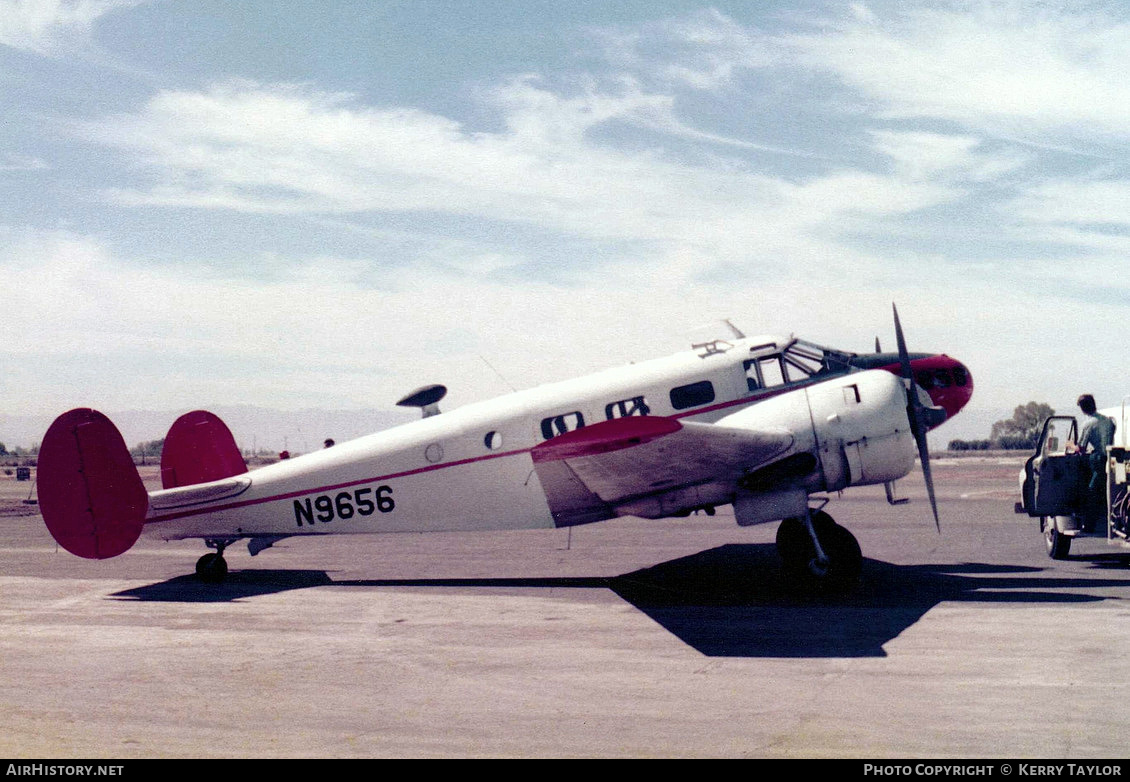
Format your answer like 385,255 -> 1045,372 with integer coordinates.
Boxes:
775,510 -> 862,592
195,538 -> 232,583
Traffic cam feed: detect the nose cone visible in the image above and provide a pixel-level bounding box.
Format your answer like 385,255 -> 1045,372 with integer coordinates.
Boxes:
911,355 -> 973,424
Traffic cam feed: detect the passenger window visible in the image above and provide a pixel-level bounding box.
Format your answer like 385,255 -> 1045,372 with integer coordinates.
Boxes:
540,411 -> 585,440
670,380 -> 715,410
605,396 -> 650,419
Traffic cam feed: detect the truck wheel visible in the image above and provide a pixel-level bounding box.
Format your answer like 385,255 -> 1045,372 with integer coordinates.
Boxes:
1043,517 -> 1071,560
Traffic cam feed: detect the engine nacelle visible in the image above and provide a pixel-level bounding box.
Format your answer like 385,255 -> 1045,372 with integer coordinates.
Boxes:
719,369 -> 915,503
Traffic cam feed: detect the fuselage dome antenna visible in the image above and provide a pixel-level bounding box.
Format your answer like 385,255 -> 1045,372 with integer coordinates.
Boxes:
397,384 -> 448,418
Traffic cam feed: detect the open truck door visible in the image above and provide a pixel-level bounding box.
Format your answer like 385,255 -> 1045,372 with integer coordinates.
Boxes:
1017,416 -> 1090,559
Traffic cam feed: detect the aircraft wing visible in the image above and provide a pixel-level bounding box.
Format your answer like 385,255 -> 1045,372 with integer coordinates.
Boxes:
530,416 -> 795,525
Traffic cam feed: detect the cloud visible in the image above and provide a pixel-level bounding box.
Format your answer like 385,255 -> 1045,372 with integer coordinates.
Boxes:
868,130 -> 1027,182
0,153 -> 48,171
786,2 -> 1130,142
0,0 -> 144,54
1011,178 -> 1130,228
596,8 -> 781,91
84,78 -> 962,289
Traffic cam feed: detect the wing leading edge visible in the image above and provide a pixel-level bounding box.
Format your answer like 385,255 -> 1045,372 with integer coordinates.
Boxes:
530,416 -> 795,526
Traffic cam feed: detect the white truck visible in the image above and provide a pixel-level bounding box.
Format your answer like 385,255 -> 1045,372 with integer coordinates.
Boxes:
1017,406 -> 1130,559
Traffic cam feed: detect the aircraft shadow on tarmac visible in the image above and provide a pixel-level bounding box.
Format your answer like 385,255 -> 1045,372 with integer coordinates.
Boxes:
110,543 -> 1130,658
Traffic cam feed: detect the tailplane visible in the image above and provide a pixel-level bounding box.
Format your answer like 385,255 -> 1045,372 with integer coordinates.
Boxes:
160,410 -> 248,489
38,409 -> 148,559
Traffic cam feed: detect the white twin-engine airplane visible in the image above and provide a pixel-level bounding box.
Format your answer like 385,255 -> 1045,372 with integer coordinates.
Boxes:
38,307 -> 971,589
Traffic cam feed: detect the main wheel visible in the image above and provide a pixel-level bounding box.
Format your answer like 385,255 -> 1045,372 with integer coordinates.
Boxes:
1043,517 -> 1071,560
775,516 -> 811,572
195,552 -> 228,583
815,519 -> 863,590
776,512 -> 862,592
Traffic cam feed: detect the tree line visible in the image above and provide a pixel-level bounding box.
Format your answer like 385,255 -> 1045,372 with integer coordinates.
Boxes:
948,401 -> 1054,451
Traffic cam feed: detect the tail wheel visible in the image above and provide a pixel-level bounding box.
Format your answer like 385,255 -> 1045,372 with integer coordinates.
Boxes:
195,553 -> 228,583
776,511 -> 862,592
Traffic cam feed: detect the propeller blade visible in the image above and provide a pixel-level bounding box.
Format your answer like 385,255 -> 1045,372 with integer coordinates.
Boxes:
893,303 -> 912,380
917,426 -> 940,532
893,303 -> 941,532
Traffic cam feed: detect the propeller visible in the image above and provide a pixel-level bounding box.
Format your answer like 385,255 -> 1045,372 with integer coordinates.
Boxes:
893,303 -> 941,532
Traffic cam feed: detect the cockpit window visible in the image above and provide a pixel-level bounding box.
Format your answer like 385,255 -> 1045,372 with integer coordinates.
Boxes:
605,396 -> 650,419
759,356 -> 787,387
743,338 -> 856,393
952,366 -> 968,386
540,411 -> 585,440
743,360 -> 760,391
786,339 -> 855,376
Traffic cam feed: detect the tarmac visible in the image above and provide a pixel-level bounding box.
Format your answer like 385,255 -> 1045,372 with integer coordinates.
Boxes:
2,456 -> 1129,758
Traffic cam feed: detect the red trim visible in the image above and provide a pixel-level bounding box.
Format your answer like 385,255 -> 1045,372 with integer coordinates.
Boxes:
530,416 -> 681,463
873,355 -> 974,425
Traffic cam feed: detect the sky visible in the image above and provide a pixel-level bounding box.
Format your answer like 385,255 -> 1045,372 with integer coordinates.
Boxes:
3,0 -> 1130,446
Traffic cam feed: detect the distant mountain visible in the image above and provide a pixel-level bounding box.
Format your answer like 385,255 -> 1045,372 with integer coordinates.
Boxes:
0,406 -> 415,454
2,403 -> 1003,454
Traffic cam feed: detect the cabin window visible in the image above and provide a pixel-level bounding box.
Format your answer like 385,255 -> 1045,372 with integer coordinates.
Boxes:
484,431 -> 503,450
605,396 -> 650,420
670,380 -> 715,410
540,411 -> 585,440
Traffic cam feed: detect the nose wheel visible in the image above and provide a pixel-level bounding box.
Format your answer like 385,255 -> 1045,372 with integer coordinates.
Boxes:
776,511 -> 862,592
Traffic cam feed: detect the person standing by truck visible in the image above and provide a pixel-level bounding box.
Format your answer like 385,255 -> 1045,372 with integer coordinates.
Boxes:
1071,394 -> 1116,529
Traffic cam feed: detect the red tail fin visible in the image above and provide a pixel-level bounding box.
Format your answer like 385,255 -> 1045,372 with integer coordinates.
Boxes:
38,409 -> 148,559
160,410 -> 248,489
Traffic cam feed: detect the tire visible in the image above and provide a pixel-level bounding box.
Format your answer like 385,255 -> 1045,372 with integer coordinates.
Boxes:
1043,518 -> 1071,560
195,552 -> 228,583
776,512 -> 862,592
775,516 -> 812,570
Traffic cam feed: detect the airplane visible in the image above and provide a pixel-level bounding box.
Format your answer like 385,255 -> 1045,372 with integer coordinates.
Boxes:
36,306 -> 972,590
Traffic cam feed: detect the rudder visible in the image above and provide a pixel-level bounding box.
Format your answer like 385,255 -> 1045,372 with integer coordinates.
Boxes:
160,410 -> 248,489
38,409 -> 148,559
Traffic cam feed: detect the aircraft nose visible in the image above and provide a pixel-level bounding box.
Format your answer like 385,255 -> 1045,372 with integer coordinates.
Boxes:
919,356 -> 973,423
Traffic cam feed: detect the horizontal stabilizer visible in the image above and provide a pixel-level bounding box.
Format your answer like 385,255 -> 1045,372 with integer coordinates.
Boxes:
38,408 -> 148,559
161,410 -> 248,489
